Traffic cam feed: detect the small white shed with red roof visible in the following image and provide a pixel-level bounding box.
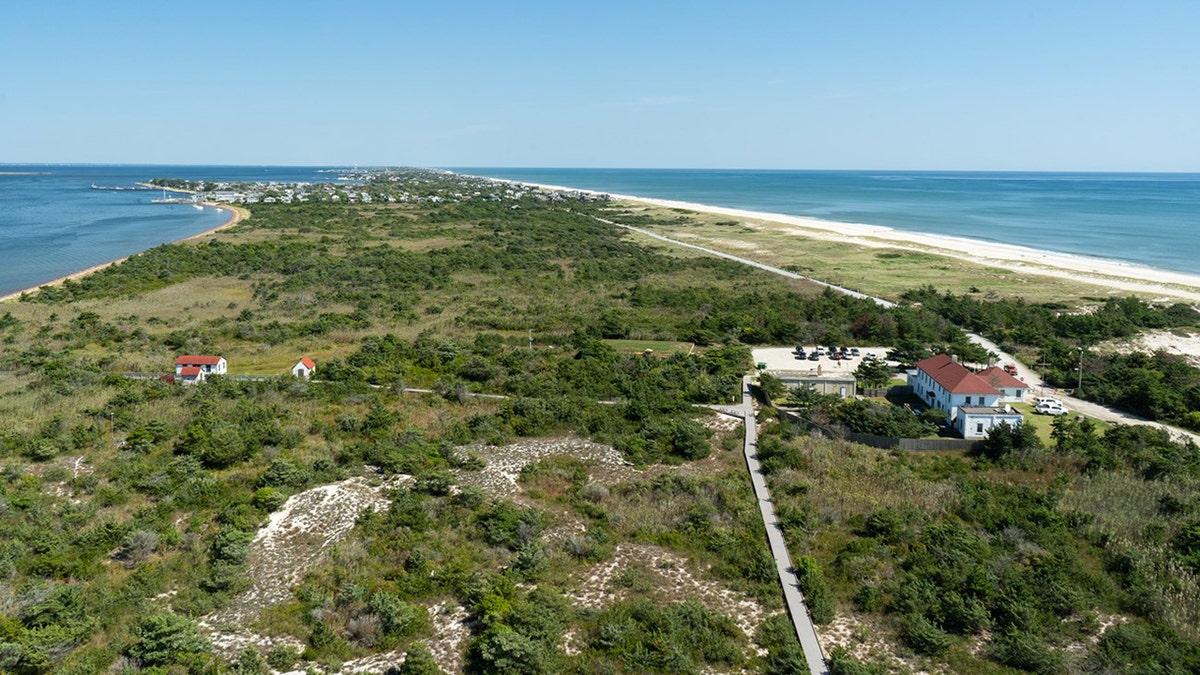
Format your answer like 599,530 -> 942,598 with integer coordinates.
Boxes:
292,357 -> 315,380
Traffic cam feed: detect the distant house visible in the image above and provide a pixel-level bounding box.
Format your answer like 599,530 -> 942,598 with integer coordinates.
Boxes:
177,366 -> 205,385
292,357 -> 315,380
911,354 -> 1024,439
175,355 -> 227,376
977,366 -> 1029,403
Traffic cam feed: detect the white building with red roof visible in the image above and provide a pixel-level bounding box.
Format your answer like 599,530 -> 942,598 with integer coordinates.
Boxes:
175,355 -> 227,376
976,366 -> 1029,403
292,357 -> 316,380
912,354 -> 1024,438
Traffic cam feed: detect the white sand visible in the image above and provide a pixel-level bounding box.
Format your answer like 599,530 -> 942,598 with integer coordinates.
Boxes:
485,176 -> 1200,303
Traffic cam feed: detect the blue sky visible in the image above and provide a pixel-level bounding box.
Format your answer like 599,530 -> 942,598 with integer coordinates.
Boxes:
3,0 -> 1198,170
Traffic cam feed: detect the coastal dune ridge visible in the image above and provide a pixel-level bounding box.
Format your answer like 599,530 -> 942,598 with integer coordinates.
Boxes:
471,174 -> 1200,304
0,203 -> 242,303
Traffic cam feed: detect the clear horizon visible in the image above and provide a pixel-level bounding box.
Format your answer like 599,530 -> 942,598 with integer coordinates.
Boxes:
4,0 -> 1199,172
6,163 -> 1200,175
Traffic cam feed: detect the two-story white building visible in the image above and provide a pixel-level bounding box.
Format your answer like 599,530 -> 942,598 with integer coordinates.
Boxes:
175,355 -> 227,376
912,354 -> 1024,439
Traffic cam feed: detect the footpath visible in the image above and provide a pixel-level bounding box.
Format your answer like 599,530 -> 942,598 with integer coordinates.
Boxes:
729,376 -> 829,674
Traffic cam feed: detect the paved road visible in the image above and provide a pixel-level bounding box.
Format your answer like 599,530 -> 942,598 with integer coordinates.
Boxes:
967,334 -> 1200,444
734,376 -> 829,675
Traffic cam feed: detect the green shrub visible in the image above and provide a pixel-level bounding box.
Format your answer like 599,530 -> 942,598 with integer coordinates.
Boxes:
988,630 -> 1062,674
900,613 -> 951,656
126,614 -> 209,666
794,555 -> 835,624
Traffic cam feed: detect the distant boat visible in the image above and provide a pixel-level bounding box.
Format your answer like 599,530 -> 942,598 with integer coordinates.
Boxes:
192,204 -> 204,210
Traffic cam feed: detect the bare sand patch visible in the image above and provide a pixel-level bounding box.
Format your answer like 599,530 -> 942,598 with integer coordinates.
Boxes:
1109,330 -> 1200,367
564,543 -> 778,654
455,437 -> 637,498
200,473 -> 411,658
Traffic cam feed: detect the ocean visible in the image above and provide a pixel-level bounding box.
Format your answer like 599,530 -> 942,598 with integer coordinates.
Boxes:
2,165 -> 1198,298
456,168 -> 1200,278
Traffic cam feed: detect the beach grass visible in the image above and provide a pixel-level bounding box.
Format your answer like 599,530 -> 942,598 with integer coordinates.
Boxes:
612,201 -> 1189,306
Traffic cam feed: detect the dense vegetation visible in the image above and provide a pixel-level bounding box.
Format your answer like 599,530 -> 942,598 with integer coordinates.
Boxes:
1,172 -> 1197,673
0,177 -> 845,673
754,397 -> 1200,673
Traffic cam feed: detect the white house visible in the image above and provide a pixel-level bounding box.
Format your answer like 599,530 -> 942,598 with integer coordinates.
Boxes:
292,357 -> 315,380
175,355 -> 227,376
177,366 -> 206,385
911,354 -> 1002,418
976,366 -> 1029,403
955,405 -> 1026,439
911,354 -> 1026,439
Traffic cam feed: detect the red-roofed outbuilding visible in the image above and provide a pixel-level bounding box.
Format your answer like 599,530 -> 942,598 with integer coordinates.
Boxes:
292,357 -> 316,380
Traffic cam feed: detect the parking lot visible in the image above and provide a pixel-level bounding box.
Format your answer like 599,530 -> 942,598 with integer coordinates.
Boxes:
752,345 -> 893,374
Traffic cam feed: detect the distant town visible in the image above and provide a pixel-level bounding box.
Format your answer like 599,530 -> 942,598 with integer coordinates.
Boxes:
146,168 -> 612,206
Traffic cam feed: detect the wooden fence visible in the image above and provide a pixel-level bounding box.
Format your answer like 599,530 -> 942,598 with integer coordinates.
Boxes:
778,409 -> 983,452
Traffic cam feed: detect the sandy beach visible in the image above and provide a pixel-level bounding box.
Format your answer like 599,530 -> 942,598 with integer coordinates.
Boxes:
488,177 -> 1200,304
0,203 -> 244,304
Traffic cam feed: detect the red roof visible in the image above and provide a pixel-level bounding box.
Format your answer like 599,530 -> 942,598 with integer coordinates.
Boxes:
916,354 -> 999,395
175,355 -> 224,366
977,366 -> 1027,390
179,366 -> 203,377
297,357 -> 315,369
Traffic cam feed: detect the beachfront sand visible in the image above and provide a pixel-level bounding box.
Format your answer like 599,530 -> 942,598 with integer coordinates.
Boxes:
477,176 -> 1200,364
0,203 -> 244,303
613,193 -> 1200,303
483,175 -> 1200,304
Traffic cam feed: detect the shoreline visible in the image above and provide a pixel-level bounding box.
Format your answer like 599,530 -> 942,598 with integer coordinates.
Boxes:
0,203 -> 244,304
476,175 -> 1200,303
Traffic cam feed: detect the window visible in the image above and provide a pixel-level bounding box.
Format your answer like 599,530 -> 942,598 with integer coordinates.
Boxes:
965,396 -> 972,405
976,423 -> 984,434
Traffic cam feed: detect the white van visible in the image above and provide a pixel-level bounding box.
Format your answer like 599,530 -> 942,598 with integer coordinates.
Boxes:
1033,397 -> 1063,407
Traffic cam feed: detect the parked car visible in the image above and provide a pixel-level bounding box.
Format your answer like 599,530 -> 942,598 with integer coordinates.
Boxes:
808,353 -> 821,361
1003,364 -> 1019,376
851,348 -> 861,356
1035,401 -> 1069,415
829,352 -> 842,361
1033,397 -> 1063,407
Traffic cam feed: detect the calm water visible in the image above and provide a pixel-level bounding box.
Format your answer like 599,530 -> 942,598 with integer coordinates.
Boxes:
0,165 -> 338,297
2,166 -> 1198,298
455,168 -> 1200,276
